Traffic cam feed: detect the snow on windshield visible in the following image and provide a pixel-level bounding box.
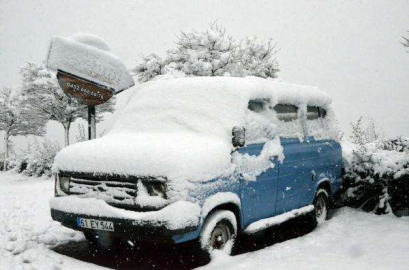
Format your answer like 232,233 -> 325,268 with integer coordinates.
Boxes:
109,77 -> 251,140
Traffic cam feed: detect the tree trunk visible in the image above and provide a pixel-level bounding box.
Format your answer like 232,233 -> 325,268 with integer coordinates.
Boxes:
63,122 -> 71,147
3,132 -> 9,171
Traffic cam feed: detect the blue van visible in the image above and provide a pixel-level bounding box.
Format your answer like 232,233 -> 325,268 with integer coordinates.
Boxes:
50,77 -> 342,255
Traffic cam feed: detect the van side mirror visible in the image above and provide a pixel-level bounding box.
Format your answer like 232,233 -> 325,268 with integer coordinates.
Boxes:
232,126 -> 245,148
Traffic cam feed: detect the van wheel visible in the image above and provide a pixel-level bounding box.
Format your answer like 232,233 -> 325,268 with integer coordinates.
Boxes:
84,232 -> 120,251
199,210 -> 237,256
312,189 -> 329,226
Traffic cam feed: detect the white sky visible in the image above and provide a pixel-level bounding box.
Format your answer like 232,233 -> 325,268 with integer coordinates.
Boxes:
1,0 -> 409,151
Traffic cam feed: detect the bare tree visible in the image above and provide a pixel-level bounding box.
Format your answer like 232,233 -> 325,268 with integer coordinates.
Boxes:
401,32 -> 409,50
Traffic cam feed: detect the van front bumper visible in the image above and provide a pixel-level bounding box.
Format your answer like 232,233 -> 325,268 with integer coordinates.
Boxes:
50,196 -> 201,243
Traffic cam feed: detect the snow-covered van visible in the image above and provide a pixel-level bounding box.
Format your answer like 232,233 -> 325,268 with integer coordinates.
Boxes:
50,76 -> 342,254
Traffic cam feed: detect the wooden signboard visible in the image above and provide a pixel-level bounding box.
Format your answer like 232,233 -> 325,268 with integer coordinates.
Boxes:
56,70 -> 114,106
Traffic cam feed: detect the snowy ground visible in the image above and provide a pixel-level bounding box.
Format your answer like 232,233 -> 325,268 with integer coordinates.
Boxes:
203,209 -> 409,270
0,172 -> 105,270
1,171 -> 408,270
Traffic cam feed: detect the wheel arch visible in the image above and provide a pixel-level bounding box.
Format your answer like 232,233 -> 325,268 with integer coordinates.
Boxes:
200,192 -> 242,232
316,180 -> 333,208
207,203 -> 242,232
316,180 -> 331,196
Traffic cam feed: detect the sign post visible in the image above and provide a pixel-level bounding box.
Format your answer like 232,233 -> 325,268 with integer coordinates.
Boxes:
56,70 -> 115,140
88,106 -> 96,140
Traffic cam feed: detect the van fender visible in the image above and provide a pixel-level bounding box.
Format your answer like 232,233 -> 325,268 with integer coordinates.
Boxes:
200,192 -> 241,223
315,177 -> 331,196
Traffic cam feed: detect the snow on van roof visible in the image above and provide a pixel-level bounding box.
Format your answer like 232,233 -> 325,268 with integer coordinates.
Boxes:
53,76 -> 332,183
46,34 -> 134,93
111,76 -> 331,137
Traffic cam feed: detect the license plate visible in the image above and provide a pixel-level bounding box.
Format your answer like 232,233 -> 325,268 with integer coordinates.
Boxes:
77,218 -> 114,232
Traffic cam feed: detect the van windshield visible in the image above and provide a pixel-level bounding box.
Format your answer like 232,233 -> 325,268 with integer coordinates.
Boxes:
109,81 -> 248,140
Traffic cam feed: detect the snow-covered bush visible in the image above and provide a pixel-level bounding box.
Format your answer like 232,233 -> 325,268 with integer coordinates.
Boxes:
342,118 -> 409,215
9,139 -> 61,177
132,24 -> 279,82
378,137 -> 409,153
75,123 -> 87,143
133,54 -> 165,83
75,123 -> 106,142
0,86 -> 46,170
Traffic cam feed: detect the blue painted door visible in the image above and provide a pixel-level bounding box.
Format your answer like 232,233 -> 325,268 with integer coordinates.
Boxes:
275,138 -> 312,214
238,143 -> 279,227
300,137 -> 343,205
276,137 -> 343,214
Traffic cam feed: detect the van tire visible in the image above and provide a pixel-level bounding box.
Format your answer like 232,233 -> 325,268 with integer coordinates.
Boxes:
309,189 -> 330,227
198,210 -> 237,256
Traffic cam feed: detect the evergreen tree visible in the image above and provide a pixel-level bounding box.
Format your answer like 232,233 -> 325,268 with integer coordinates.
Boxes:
133,24 -> 280,82
167,24 -> 237,77
238,37 -> 279,78
133,54 -> 165,83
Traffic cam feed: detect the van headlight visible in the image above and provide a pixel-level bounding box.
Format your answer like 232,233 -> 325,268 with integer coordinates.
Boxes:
59,176 -> 71,193
144,182 -> 166,198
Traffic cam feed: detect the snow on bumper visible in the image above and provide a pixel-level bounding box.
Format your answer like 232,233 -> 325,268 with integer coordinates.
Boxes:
49,196 -> 201,231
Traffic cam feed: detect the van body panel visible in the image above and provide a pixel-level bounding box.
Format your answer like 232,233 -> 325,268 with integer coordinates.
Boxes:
238,143 -> 279,227
50,139 -> 342,244
276,138 -> 312,214
302,138 -> 343,201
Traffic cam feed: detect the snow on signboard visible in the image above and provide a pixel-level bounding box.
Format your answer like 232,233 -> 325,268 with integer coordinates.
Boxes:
46,33 -> 134,95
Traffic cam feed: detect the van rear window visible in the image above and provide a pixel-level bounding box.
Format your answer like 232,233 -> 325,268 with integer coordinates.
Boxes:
273,104 -> 298,122
307,106 -> 327,120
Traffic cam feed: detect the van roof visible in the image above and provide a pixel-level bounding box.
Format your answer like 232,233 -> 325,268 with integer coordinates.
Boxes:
126,76 -> 331,108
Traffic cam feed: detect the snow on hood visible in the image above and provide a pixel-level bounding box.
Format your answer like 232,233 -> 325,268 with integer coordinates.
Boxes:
53,76 -> 332,181
54,133 -> 234,181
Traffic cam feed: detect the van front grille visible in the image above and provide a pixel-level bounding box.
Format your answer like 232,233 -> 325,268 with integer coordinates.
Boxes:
69,177 -> 137,202
60,172 -> 167,211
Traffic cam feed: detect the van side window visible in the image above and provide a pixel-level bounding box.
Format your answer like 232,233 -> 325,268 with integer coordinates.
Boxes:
245,99 -> 275,142
273,104 -> 298,122
272,104 -> 303,139
307,106 -> 327,120
319,108 -> 327,118
305,106 -> 331,140
248,100 -> 268,113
